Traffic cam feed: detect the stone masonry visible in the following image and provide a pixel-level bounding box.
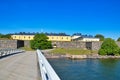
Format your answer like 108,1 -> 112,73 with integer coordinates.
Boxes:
52,41 -> 86,49
0,40 -> 17,49
0,40 -> 120,50
52,41 -> 120,50
24,40 -> 30,48
91,42 -> 103,50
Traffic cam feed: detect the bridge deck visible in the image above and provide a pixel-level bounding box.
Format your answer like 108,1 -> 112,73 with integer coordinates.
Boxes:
0,51 -> 41,80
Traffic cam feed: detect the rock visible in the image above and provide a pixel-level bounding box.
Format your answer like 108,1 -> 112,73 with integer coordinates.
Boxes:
70,55 -> 87,59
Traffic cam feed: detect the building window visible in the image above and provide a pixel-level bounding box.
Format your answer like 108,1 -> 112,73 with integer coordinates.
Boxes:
61,37 -> 63,39
66,37 -> 68,39
52,37 -> 54,39
28,36 -> 30,39
24,36 -> 25,38
14,36 -> 16,38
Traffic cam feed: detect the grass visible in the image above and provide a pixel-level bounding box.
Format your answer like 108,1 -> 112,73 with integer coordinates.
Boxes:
50,48 -> 98,55
19,47 -> 35,51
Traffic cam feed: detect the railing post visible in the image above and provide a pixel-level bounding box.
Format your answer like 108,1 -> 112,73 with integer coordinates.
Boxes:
0,48 -> 24,57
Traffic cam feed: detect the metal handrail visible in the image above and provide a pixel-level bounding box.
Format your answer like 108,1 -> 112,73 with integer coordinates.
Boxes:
0,48 -> 24,57
37,49 -> 61,80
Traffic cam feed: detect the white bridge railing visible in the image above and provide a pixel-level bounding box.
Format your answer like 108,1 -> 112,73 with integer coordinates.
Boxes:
0,48 -> 24,57
37,49 -> 61,80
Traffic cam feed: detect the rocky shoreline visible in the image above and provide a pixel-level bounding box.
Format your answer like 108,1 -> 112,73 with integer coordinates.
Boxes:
41,50 -> 120,59
70,54 -> 120,59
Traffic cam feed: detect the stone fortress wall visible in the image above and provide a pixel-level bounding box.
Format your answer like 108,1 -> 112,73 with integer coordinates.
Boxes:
0,40 -> 120,50
0,40 -> 24,49
0,40 -> 17,49
52,41 -> 103,50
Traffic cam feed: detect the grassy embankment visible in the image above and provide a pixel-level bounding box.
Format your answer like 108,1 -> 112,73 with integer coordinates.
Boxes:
19,47 -> 98,55
50,48 -> 98,55
19,47 -> 35,51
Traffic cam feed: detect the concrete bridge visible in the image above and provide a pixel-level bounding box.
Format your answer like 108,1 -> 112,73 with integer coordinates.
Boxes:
0,50 -> 41,80
0,49 -> 61,80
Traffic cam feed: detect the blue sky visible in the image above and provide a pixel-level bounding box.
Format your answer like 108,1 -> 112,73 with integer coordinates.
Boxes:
0,0 -> 120,40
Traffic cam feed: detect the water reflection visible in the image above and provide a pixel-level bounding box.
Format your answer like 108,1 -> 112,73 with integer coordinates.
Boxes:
99,59 -> 120,80
48,58 -> 120,80
99,59 -> 119,67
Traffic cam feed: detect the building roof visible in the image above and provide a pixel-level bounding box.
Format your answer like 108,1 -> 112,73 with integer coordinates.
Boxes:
11,32 -> 70,36
11,32 -> 96,38
81,35 -> 94,38
72,33 -> 82,36
45,33 -> 70,36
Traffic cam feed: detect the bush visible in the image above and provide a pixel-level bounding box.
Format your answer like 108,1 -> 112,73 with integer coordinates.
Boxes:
99,49 -> 106,55
30,33 -> 52,50
99,38 -> 120,55
117,37 -> 120,41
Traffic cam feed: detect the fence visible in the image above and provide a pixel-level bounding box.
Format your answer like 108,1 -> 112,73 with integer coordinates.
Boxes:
0,48 -> 24,57
37,49 -> 61,80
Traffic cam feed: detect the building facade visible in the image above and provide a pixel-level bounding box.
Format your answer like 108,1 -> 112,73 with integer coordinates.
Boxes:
11,33 -> 100,42
11,35 -> 72,41
11,35 -> 34,40
79,37 -> 100,42
72,34 -> 100,42
48,35 -> 71,41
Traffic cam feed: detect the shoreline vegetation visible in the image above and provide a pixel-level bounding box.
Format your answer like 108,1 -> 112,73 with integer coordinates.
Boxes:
42,48 -> 120,59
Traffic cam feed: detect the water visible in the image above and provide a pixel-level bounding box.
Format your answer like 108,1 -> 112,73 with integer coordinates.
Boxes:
48,58 -> 120,80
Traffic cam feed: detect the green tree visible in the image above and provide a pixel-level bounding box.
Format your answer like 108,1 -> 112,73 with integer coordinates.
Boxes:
95,34 -> 104,41
117,37 -> 120,41
0,33 -> 2,38
30,33 -> 52,50
0,33 -> 11,39
3,34 -> 11,39
99,38 -> 120,55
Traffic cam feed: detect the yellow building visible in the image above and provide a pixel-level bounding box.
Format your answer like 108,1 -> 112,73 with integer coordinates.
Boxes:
47,35 -> 71,41
11,35 -> 72,41
11,35 -> 34,40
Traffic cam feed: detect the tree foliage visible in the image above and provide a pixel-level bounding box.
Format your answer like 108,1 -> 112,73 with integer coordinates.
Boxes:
30,33 -> 52,50
117,37 -> 120,41
99,38 -> 120,55
0,33 -> 11,39
95,34 -> 104,41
